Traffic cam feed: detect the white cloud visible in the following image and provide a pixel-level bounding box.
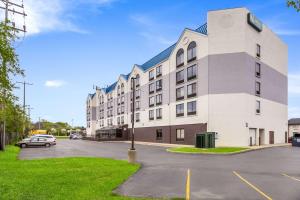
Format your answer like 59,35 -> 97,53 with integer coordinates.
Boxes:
6,0 -> 117,35
45,80 -> 66,88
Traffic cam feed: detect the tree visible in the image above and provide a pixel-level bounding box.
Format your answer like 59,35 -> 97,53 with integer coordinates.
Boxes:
287,0 -> 300,12
0,22 -> 24,150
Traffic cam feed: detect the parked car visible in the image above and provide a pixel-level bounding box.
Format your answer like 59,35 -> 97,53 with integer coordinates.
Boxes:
35,134 -> 56,145
17,136 -> 55,148
69,133 -> 82,140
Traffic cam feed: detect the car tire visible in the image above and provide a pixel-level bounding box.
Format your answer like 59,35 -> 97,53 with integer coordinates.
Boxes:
20,143 -> 27,148
45,143 -> 51,148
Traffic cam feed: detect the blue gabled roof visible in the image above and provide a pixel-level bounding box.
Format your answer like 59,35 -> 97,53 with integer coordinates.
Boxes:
140,43 -> 177,71
121,73 -> 130,80
195,23 -> 207,35
105,82 -> 117,93
88,93 -> 96,99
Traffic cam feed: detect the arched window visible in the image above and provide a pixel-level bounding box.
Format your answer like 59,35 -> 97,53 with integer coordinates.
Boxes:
136,74 -> 140,87
187,41 -> 196,62
121,83 -> 124,94
176,48 -> 184,67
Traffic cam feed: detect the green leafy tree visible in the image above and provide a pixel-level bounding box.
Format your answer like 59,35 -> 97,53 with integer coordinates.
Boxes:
287,0 -> 300,12
0,22 -> 25,150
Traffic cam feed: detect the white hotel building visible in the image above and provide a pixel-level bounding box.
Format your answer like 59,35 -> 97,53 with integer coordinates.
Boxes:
86,8 -> 288,147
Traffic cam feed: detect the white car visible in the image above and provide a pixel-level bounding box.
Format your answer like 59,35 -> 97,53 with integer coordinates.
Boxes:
35,134 -> 56,145
17,135 -> 56,148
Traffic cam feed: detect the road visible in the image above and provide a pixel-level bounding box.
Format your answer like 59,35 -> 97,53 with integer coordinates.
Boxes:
19,140 -> 300,200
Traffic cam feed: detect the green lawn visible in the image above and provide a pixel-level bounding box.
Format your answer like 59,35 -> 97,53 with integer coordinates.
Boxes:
0,146 -> 161,200
167,147 -> 249,154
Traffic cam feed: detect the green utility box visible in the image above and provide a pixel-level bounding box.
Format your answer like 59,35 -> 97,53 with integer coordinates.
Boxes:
195,132 -> 216,148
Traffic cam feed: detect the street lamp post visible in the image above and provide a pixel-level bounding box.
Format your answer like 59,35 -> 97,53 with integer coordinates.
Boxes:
128,77 -> 137,163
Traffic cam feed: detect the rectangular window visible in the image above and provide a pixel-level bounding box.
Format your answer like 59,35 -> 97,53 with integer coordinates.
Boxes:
176,129 -> 184,141
149,96 -> 155,107
187,83 -> 197,98
187,101 -> 197,115
117,107 -> 121,115
121,106 -> 124,114
156,94 -> 162,105
256,44 -> 261,58
156,108 -> 162,119
187,65 -> 197,80
149,70 -> 154,80
136,113 -> 140,122
121,96 -> 125,104
136,89 -> 140,99
176,104 -> 184,117
117,97 -> 121,105
176,52 -> 184,67
156,65 -> 162,77
256,100 -> 261,114
176,87 -> 185,100
136,101 -> 140,110
121,116 -> 124,124
117,117 -> 120,125
156,79 -> 162,91
156,129 -> 163,140
149,110 -> 154,120
176,70 -> 185,84
255,62 -> 261,77
255,81 -> 261,96
149,83 -> 155,94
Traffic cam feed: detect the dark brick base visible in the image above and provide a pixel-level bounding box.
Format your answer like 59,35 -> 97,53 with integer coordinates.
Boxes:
128,123 -> 207,145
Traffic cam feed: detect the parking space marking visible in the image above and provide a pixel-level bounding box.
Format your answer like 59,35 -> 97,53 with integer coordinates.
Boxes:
282,173 -> 300,182
186,169 -> 190,200
233,171 -> 272,200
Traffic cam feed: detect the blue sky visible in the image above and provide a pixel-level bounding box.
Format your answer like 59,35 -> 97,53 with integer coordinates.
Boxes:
10,0 -> 300,126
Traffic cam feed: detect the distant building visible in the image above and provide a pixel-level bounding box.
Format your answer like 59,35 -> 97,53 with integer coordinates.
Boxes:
86,8 -> 288,147
288,118 -> 300,139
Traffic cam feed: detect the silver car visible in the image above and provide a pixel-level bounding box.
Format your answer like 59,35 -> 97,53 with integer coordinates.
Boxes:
18,136 -> 55,148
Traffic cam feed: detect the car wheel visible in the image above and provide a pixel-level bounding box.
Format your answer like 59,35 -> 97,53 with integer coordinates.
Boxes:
20,143 -> 27,148
45,143 -> 51,148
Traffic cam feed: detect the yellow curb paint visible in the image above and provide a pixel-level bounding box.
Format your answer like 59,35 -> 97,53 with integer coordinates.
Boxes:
282,173 -> 300,182
233,171 -> 272,200
186,169 -> 190,200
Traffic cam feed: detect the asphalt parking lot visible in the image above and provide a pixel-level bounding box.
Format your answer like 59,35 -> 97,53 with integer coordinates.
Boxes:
19,140 -> 300,200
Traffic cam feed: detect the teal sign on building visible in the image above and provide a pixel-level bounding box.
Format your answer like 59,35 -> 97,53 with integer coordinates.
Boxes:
247,13 -> 263,32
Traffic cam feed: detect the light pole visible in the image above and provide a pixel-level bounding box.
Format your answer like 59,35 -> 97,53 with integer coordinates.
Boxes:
128,77 -> 137,163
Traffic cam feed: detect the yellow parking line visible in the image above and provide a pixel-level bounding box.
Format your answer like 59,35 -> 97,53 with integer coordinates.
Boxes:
282,173 -> 300,182
233,171 -> 272,200
186,169 -> 190,200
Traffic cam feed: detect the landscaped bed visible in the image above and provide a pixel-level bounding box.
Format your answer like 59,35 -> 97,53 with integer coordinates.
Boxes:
167,147 -> 250,154
0,146 -> 163,200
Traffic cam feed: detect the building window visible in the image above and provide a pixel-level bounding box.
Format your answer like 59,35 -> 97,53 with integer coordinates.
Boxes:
156,94 -> 162,105
117,107 -> 121,115
121,96 -> 125,104
256,44 -> 261,58
136,74 -> 140,87
149,110 -> 154,120
149,96 -> 155,107
149,83 -> 155,94
156,79 -> 162,92
176,70 -> 185,84
149,69 -> 155,80
176,87 -> 185,100
187,65 -> 197,80
156,129 -> 163,140
156,65 -> 162,77
117,97 -> 121,105
187,101 -> 197,115
176,104 -> 184,117
136,113 -> 140,122
136,101 -> 140,110
136,89 -> 140,99
117,117 -> 120,125
187,83 -> 197,98
121,83 -> 124,94
176,129 -> 185,141
121,106 -> 124,114
176,48 -> 184,67
187,41 -> 197,62
156,108 -> 162,119
255,62 -> 261,77
256,100 -> 261,114
255,81 -> 261,96
121,116 -> 124,124
117,85 -> 120,96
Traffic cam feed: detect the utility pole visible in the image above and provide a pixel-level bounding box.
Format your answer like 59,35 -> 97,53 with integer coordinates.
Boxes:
38,117 -> 41,130
0,0 -> 27,150
128,77 -> 137,164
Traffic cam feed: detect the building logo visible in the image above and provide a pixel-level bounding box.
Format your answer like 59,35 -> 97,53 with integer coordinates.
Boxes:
247,13 -> 263,32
